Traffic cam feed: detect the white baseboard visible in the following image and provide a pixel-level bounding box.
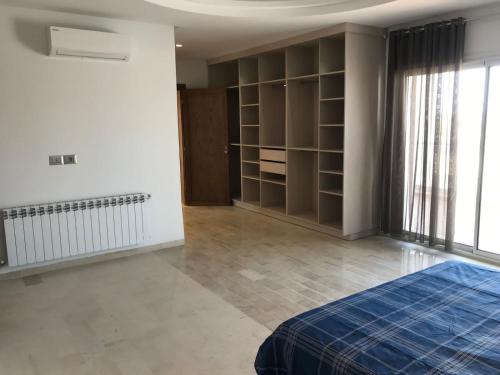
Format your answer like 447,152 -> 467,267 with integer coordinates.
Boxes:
0,239 -> 184,280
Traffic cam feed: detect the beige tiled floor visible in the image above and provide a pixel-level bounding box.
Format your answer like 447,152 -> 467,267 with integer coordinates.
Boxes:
0,206 -> 493,374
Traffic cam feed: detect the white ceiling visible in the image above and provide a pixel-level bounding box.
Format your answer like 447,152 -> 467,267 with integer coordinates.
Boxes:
0,0 -> 499,59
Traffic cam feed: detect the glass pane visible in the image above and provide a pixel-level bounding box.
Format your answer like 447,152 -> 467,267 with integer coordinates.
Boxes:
479,65 -> 500,254
454,67 -> 485,246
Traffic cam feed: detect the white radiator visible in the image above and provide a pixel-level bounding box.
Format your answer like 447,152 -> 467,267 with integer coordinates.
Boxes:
2,193 -> 151,268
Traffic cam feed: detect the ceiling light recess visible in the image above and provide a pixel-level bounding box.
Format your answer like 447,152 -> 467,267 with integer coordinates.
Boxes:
144,0 -> 395,17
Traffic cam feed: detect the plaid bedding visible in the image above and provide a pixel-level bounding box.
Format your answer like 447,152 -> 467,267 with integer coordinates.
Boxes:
255,261 -> 500,374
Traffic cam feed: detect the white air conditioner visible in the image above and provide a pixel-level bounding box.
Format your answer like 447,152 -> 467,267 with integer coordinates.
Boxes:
48,26 -> 130,61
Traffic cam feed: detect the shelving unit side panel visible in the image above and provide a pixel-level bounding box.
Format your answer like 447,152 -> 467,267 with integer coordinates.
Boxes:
343,32 -> 385,236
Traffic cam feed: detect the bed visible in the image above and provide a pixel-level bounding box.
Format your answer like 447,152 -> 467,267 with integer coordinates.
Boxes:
255,261 -> 500,374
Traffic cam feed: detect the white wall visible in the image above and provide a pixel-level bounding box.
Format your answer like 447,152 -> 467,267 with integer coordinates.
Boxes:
176,57 -> 208,88
0,5 -> 184,264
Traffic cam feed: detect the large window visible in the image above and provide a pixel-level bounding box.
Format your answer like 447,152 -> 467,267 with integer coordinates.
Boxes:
403,63 -> 500,258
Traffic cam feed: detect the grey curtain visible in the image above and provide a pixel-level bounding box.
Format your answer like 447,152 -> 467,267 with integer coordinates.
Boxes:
381,19 -> 466,250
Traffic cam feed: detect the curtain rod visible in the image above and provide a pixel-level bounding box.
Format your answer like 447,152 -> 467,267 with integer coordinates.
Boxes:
388,10 -> 500,36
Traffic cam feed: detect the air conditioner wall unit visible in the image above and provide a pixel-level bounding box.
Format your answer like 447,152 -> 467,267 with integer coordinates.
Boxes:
48,26 -> 131,61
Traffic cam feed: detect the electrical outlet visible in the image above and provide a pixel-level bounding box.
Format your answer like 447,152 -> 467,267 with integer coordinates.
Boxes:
49,155 -> 64,166
63,154 -> 78,165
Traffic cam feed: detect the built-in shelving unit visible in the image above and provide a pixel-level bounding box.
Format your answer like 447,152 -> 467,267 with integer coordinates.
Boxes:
208,23 -> 384,239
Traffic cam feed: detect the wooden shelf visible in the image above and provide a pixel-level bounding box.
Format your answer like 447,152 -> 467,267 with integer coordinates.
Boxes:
261,145 -> 286,150
320,97 -> 344,102
241,124 -> 259,127
260,78 -> 286,85
319,149 -> 344,153
289,147 -> 318,152
320,124 -> 344,127
320,189 -> 343,197
321,70 -> 345,77
320,169 -> 343,175
287,74 -> 319,82
241,103 -> 259,107
241,144 -> 260,148
242,160 -> 259,164
230,143 -> 241,146
243,175 -> 260,181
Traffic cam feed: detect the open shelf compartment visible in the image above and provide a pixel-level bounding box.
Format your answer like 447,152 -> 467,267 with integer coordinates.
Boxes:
242,146 -> 259,162
240,85 -> 259,106
320,74 -> 345,100
287,77 -> 319,148
319,152 -> 344,174
319,35 -> 345,74
261,181 -> 286,214
287,150 -> 318,222
241,126 -> 259,145
242,178 -> 260,206
259,51 -> 286,82
319,194 -> 343,229
319,173 -> 343,196
320,126 -> 344,151
241,105 -> 259,126
320,100 -> 344,125
239,57 -> 259,85
208,61 -> 239,88
260,82 -> 286,148
286,41 -> 319,78
242,162 -> 260,180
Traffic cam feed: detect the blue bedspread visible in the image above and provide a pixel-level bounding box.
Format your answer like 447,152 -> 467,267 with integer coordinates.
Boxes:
255,261 -> 500,374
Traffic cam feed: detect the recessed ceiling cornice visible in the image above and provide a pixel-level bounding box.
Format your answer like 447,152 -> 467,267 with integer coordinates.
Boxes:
143,0 -> 396,17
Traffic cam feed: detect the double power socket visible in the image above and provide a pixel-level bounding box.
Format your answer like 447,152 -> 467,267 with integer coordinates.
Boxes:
49,154 -> 78,166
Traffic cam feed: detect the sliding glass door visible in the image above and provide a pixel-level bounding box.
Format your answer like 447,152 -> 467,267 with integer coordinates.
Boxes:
478,65 -> 500,256
403,62 -> 500,259
454,67 -> 485,247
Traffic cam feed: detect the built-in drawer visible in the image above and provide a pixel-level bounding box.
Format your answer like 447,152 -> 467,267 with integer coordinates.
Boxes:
260,148 -> 286,163
261,161 -> 286,175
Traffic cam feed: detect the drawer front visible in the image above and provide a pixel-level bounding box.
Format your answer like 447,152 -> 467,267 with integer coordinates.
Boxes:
261,161 -> 286,175
260,149 -> 286,162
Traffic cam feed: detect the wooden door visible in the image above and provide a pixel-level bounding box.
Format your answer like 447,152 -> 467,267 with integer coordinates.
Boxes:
180,89 -> 230,205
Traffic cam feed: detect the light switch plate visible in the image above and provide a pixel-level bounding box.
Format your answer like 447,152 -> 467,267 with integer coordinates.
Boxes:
49,155 -> 64,166
63,154 -> 78,165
